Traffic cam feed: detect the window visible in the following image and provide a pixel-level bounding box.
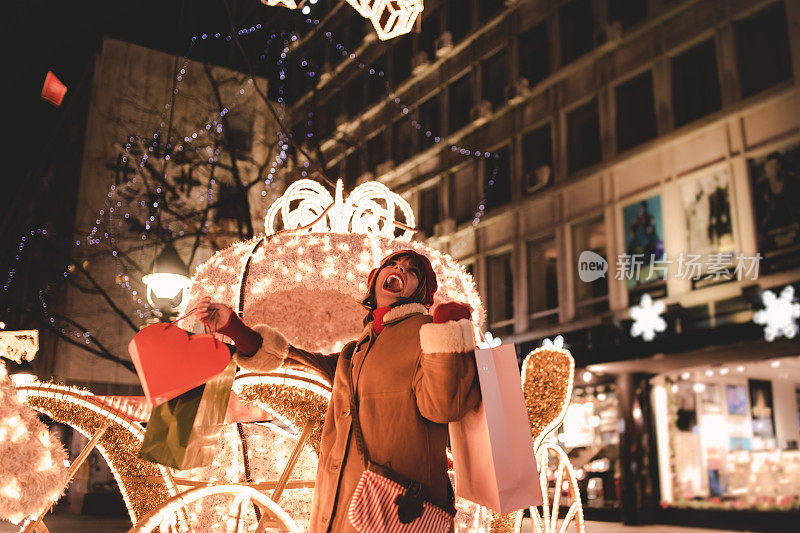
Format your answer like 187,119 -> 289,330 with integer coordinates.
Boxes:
393,35 -> 413,84
559,0 -> 594,65
672,40 -> 721,127
392,114 -> 414,164
419,94 -> 441,147
572,216 -> 609,317
485,145 -> 511,211
448,0 -> 472,43
528,237 -> 559,324
519,23 -> 549,86
488,252 -> 515,327
452,164 -> 476,225
345,74 -> 367,118
608,0 -> 647,29
343,18 -> 365,52
615,70 -> 657,152
448,73 -> 472,133
418,186 -> 440,236
227,112 -> 253,153
367,54 -> 387,105
478,0 -> 505,21
567,99 -> 602,174
367,132 -> 386,173
214,181 -> 242,222
345,149 -> 362,189
736,2 -> 793,98
522,123 -> 553,192
482,48 -> 508,110
420,9 -> 441,61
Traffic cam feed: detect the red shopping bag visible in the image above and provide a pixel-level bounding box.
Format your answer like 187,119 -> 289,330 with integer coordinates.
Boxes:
129,323 -> 232,406
448,343 -> 543,514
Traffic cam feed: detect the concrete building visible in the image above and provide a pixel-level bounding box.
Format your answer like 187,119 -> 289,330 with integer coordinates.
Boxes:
284,0 -> 800,528
54,37 -> 277,394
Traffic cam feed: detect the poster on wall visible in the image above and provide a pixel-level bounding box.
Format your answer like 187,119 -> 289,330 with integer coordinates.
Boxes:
796,386 -> 800,431
622,195 -> 666,289
701,383 -> 722,412
748,379 -> 776,450
726,385 -> 748,416
748,143 -> 800,273
681,169 -> 735,286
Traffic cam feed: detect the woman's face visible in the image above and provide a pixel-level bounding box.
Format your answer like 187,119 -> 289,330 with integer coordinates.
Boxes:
374,255 -> 421,308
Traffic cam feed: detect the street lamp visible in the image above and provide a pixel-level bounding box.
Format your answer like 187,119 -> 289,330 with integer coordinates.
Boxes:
8,359 -> 36,386
142,242 -> 191,321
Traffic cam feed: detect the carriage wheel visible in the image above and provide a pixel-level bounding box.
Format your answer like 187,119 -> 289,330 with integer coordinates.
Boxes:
128,484 -> 299,533
528,443 -> 585,533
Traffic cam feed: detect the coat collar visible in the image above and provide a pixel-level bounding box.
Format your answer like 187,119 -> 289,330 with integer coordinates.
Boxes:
382,303 -> 428,325
357,303 -> 429,342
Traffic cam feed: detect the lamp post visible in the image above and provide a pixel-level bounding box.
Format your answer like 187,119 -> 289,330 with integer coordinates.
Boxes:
7,359 -> 36,386
142,242 -> 191,322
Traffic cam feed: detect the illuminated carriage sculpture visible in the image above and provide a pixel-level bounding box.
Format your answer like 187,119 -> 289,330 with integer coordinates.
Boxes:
13,179 -> 583,533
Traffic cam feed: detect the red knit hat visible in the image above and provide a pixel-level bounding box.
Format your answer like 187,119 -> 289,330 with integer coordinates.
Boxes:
368,249 -> 438,307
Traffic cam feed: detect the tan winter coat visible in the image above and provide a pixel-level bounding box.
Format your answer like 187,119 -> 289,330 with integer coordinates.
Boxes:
241,303 -> 480,533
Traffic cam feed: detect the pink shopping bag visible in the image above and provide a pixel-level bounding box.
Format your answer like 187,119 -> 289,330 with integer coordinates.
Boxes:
449,343 -> 543,514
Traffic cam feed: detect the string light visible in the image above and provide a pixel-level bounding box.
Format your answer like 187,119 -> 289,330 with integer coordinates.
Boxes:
316,28 -> 505,226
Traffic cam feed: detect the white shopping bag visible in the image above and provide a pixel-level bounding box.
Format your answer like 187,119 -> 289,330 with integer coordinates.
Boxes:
449,343 -> 543,514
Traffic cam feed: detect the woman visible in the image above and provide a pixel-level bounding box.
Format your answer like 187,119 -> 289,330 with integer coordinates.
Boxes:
197,249 -> 480,532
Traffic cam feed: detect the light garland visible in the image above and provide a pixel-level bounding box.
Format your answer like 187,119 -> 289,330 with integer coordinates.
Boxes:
530,442 -> 585,533
129,483 -> 299,532
0,330 -> 39,364
0,371 -> 68,525
16,382 -> 178,524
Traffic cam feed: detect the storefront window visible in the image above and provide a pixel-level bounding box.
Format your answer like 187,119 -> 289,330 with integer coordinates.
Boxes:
654,356 -> 800,511
561,382 -> 621,510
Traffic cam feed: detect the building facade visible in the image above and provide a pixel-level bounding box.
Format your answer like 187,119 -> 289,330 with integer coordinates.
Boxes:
285,0 -> 800,527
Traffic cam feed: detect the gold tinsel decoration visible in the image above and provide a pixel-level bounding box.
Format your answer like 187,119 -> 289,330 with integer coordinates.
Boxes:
489,511 -> 518,533
520,347 -> 574,452
20,385 -> 175,524
235,384 -> 328,452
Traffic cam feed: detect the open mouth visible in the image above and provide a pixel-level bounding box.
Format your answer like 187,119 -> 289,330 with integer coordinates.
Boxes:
383,273 -> 404,293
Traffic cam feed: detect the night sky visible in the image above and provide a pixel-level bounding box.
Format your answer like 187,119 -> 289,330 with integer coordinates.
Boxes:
4,0 -> 293,216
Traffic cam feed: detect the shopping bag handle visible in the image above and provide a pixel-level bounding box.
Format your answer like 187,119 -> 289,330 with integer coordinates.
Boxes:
166,306 -> 220,348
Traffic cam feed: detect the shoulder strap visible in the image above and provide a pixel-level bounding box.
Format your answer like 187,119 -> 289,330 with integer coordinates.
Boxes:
348,336 -> 376,469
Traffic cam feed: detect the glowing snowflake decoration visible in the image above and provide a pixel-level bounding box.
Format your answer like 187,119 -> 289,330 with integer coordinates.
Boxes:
630,294 -> 666,342
753,285 -> 800,342
542,335 -> 564,350
477,331 -> 501,349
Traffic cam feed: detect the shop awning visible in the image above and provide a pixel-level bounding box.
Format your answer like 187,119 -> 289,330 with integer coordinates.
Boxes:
586,337 -> 800,375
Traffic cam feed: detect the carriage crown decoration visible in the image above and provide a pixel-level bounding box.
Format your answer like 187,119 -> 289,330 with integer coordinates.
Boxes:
264,178 -> 417,241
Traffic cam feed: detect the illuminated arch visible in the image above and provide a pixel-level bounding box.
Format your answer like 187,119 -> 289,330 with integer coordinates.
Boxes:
17,383 -> 179,524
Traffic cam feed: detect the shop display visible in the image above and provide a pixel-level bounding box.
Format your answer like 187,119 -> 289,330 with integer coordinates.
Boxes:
660,357 -> 800,511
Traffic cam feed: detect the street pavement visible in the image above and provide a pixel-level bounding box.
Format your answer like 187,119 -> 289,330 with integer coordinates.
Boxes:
0,516 -> 749,532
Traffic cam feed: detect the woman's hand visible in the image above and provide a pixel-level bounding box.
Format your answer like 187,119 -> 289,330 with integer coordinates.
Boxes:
195,296 -> 233,331
432,302 -> 472,324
